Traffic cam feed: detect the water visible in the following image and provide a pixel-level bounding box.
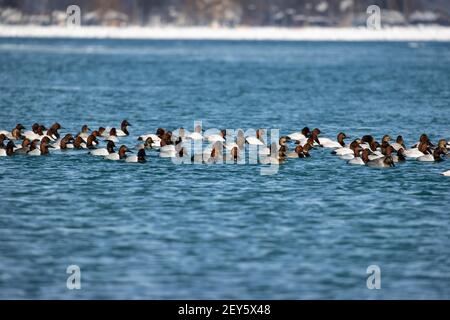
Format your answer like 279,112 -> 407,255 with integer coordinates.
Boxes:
0,38 -> 449,299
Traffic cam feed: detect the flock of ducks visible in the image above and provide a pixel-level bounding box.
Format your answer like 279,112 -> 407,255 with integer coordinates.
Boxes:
0,121 -> 449,176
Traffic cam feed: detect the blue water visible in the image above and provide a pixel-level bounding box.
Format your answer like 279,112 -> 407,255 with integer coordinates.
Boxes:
0,38 -> 449,299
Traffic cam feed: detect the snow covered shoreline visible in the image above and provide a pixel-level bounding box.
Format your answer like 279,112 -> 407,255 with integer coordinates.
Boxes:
1,25 -> 450,41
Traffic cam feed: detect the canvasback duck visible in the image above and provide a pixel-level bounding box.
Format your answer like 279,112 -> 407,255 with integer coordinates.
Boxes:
53,134 -> 75,150
116,120 -> 131,137
142,136 -> 161,149
23,123 -> 44,141
28,137 -> 53,156
0,123 -> 25,140
105,128 -> 119,143
14,138 -> 31,155
246,129 -> 265,146
89,140 -> 115,156
125,148 -> 146,163
319,132 -> 347,149
78,125 -> 90,140
417,147 -> 447,162
287,145 -> 307,158
105,145 -> 131,161
392,148 -> 406,163
348,148 -> 370,165
333,139 -> 360,158
367,155 -> 395,168
288,127 -> 311,141
0,140 -> 15,157
391,135 -> 406,151
205,129 -> 226,143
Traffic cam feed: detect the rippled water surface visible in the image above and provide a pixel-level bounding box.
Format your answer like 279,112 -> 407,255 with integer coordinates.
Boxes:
0,38 -> 449,299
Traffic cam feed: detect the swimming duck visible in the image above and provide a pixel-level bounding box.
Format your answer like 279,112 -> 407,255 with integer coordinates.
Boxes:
333,139 -> 361,158
0,124 -> 25,140
319,132 -> 347,149
287,145 -> 307,158
89,140 -> 115,156
28,137 -> 53,156
23,123 -> 44,141
14,138 -> 31,155
116,120 -> 131,137
78,125 -> 90,140
125,148 -> 146,163
367,155 -> 395,168
105,128 -> 119,143
348,148 -> 370,165
0,140 -> 15,157
105,145 -> 131,161
288,127 -> 311,141
0,133 -> 8,149
184,125 -> 203,140
391,148 -> 406,163
417,147 -> 447,162
404,134 -> 431,158
52,134 -> 75,150
205,129 -> 226,143
391,135 -> 406,151
246,129 -> 265,146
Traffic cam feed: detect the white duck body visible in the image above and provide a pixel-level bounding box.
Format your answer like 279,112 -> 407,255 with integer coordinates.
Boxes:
417,154 -> 435,162
287,132 -> 307,141
246,136 -> 264,146
89,148 -> 111,156
104,153 -> 121,161
0,149 -> 6,157
319,137 -> 343,149
404,148 -> 425,159
348,157 -> 365,165
441,170 -> 450,176
333,147 -> 353,156
139,134 -> 161,142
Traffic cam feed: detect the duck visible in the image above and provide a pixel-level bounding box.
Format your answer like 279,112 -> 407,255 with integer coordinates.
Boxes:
0,140 -> 15,157
14,138 -> 31,155
259,145 -> 286,165
333,139 -> 361,158
104,145 -> 131,161
319,132 -> 347,149
27,137 -> 53,156
23,123 -> 45,141
78,125 -> 91,140
367,155 -> 395,168
125,148 -> 146,163
417,147 -> 447,162
246,129 -> 266,146
0,133 -> 8,149
348,148 -> 370,165
441,170 -> 450,176
224,146 -> 240,163
116,120 -> 131,137
81,134 -> 100,149
391,135 -> 406,151
52,134 -> 75,150
0,123 -> 25,140
141,136 -> 161,149
404,134 -> 431,158
391,148 -> 406,163
287,127 -> 311,141
287,145 -> 307,158
104,128 -> 119,143
205,129 -> 226,143
47,122 -> 63,139
89,140 -> 115,156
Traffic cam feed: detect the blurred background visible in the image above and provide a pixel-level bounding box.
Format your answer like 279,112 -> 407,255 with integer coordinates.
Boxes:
0,0 -> 449,28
